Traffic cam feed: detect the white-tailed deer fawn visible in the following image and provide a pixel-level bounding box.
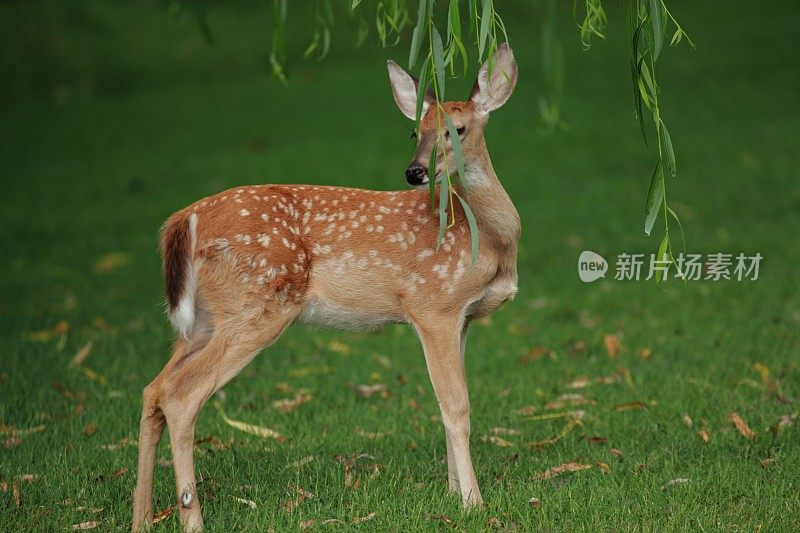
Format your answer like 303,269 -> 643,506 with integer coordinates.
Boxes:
132,44 -> 519,532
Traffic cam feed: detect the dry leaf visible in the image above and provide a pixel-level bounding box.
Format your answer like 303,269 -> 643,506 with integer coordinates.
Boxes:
356,383 -> 387,398
682,414 -> 693,427
12,482 -> 20,507
431,514 -> 457,527
284,483 -> 315,512
0,424 -> 46,437
93,252 -> 131,273
513,405 -> 538,416
215,402 -> 284,442
352,512 -> 376,524
480,435 -> 513,447
532,462 -> 592,480
69,342 -> 94,368
698,430 -> 710,443
234,497 -> 257,509
83,424 -> 96,436
321,519 -> 344,526
639,348 -> 652,359
610,448 -> 624,458
587,436 -> 607,444
75,507 -> 103,514
80,367 -> 109,386
4,436 -> 22,448
273,390 -> 312,413
328,340 -> 352,354
70,521 -> 99,530
662,478 -> 690,489
613,401 -> 649,411
100,436 -> 137,450
299,519 -> 315,530
528,497 -> 540,509
603,334 -> 620,359
566,377 -> 591,389
288,366 -> 330,378
152,506 -> 175,524
490,427 -> 521,436
528,417 -> 581,448
595,461 -> 611,474
286,455 -> 316,470
729,412 -> 755,439
18,474 -> 41,482
355,428 -> 393,440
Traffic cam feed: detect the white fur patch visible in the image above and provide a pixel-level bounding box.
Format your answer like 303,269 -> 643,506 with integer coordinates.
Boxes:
169,213 -> 198,338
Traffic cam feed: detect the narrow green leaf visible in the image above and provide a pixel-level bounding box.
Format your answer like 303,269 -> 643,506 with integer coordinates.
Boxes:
409,0 -> 427,68
660,121 -> 676,177
444,114 -> 466,181
644,161 -> 663,236
448,0 -> 462,41
351,0 -> 362,9
478,0 -> 492,60
428,141 -> 437,213
437,176 -> 450,247
432,26 -> 446,99
415,56 -> 430,126
670,27 -> 683,46
456,194 -> 480,265
666,206 -> 686,254
649,0 -> 664,60
655,233 -> 669,284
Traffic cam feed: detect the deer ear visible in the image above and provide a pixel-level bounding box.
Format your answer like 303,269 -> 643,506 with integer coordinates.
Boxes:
387,60 -> 433,120
470,43 -> 518,114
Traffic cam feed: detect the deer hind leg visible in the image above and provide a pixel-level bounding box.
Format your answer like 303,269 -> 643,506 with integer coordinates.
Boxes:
134,306 -> 298,532
133,337 -> 208,532
415,317 -> 483,507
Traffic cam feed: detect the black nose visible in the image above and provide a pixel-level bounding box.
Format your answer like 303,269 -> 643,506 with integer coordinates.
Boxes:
405,164 -> 428,185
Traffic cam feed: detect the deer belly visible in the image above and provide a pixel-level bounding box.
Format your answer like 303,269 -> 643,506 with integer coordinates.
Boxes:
469,275 -> 518,318
297,297 -> 401,330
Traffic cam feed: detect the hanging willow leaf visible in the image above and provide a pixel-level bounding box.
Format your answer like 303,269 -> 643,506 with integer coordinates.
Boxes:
655,232 -> 669,284
437,174 -> 449,247
448,0 -> 462,41
428,142 -> 437,212
409,0 -> 429,69
644,161 -> 663,236
456,193 -> 479,265
478,0 -> 492,60
660,121 -> 676,176
649,0 -> 664,60
416,56 -> 430,126
444,114 -> 466,181
269,0 -> 288,84
431,26 -> 446,99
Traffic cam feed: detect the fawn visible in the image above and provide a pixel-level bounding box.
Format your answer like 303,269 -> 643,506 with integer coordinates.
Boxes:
132,43 -> 519,531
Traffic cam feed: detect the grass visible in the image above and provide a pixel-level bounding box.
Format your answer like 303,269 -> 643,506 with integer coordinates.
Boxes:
1,1 -> 799,530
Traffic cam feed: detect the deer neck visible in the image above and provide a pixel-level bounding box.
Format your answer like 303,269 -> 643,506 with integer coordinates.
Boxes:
455,139 -> 520,250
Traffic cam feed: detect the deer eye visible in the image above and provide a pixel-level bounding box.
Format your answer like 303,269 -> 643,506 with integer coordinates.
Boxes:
410,130 -> 417,140
457,126 -> 466,135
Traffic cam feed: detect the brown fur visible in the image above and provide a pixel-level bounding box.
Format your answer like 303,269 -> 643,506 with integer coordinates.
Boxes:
160,214 -> 190,311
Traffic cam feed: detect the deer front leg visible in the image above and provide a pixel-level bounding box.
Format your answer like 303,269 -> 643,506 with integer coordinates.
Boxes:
415,317 -> 483,507
445,321 -> 471,494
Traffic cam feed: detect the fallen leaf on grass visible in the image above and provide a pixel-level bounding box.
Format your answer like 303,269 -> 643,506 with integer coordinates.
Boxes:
613,401 -> 650,411
0,424 -> 46,437
430,514 -> 457,527
513,405 -> 538,416
698,430 -> 710,443
299,519 -> 315,530
528,497 -> 540,509
4,436 -> 22,448
661,478 -> 690,489
527,417 -> 582,448
273,390 -> 312,413
215,402 -> 284,442
523,410 -> 586,422
286,455 -> 316,470
234,497 -> 257,509
609,448 -> 624,458
490,427 -> 521,436
288,366 -> 331,378
352,512 -> 376,524
100,437 -> 137,450
69,342 -> 93,368
603,334 -> 620,359
152,506 -> 175,524
770,413 -> 798,434
26,320 -> 69,343
532,462 -> 592,480
80,367 -> 109,386
75,507 -> 103,514
355,428 -> 393,440
334,454 -> 381,489
284,483 -> 315,512
355,383 -> 387,398
328,340 -> 352,354
12,482 -> 20,507
321,519 -> 344,526
761,457 -> 775,467
682,414 -> 693,427
480,435 -> 513,447
639,348 -> 652,359
70,521 -> 99,530
596,461 -> 611,474
93,252 -> 130,273
18,474 -> 41,482
566,377 -> 591,389
587,436 -> 607,444
729,412 -> 756,439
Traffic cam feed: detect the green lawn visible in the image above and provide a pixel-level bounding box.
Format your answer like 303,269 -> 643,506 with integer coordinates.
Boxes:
1,1 -> 799,530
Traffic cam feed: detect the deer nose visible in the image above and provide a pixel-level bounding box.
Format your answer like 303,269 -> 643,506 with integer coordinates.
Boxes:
405,164 -> 428,185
